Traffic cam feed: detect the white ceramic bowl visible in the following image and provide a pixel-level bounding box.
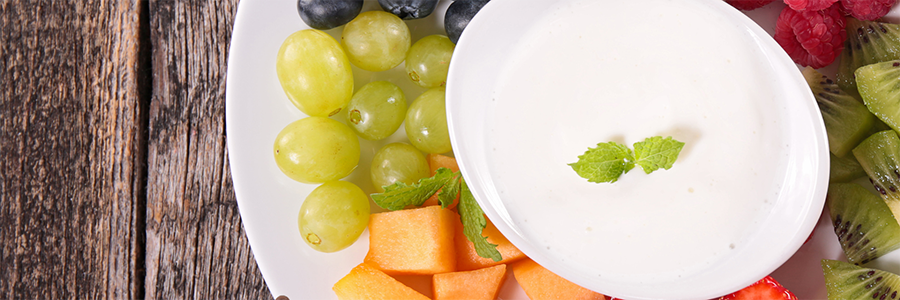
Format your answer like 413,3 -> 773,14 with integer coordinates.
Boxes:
446,0 -> 829,299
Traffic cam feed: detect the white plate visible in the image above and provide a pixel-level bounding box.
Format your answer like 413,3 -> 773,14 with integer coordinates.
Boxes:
225,1 -> 899,299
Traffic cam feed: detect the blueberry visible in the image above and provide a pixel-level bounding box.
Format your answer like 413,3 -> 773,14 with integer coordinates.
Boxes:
297,0 -> 364,30
378,0 -> 439,20
444,0 -> 489,44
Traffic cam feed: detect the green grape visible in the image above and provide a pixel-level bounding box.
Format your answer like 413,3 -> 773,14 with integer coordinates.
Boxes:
298,181 -> 370,253
405,34 -> 454,88
342,11 -> 411,72
277,29 -> 353,117
346,81 -> 407,141
370,142 -> 431,193
405,87 -> 451,154
274,117 -> 360,183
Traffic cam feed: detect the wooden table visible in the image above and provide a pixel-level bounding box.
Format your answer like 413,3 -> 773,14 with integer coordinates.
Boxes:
0,1 -> 273,298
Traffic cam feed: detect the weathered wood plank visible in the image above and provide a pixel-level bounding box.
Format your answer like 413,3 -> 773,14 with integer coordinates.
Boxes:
0,1 -> 145,299
144,0 -> 270,298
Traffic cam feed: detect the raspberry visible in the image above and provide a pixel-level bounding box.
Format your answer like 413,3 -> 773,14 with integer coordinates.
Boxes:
840,0 -> 896,20
784,0 -> 840,11
774,3 -> 847,68
725,0 -> 776,10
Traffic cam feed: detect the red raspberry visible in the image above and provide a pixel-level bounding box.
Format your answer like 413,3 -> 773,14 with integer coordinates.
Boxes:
725,0 -> 776,10
784,0 -> 840,11
774,3 -> 847,68
840,0 -> 896,20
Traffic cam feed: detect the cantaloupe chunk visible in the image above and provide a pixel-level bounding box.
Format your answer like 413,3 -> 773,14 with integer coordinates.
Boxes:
332,263 -> 430,300
433,264 -> 507,300
423,153 -> 461,209
512,259 -> 605,300
455,216 -> 527,271
427,153 -> 460,175
365,205 -> 457,275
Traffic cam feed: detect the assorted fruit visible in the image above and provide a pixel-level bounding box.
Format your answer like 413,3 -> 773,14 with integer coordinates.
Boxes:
733,0 -> 898,71
722,0 -> 900,297
274,0 -> 900,298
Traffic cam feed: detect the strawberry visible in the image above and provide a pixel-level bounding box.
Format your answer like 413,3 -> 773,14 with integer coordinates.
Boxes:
718,276 -> 799,300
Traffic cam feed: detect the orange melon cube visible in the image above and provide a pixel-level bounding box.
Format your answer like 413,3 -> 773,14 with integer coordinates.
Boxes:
433,264 -> 507,300
332,263 -> 430,300
455,216 -> 527,271
365,205 -> 457,275
427,153 -> 460,175
511,259 -> 605,300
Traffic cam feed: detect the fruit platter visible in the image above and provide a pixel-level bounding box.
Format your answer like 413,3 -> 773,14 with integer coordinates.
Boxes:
225,0 -> 900,299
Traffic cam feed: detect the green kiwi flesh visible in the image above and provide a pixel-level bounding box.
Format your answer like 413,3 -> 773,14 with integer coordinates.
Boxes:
831,153 -> 868,183
823,259 -> 900,300
836,18 -> 900,99
803,67 -> 875,157
853,130 -> 900,220
828,183 -> 900,265
856,60 -> 900,134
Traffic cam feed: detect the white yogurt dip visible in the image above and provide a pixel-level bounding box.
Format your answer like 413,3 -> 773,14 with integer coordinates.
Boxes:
484,0 -> 790,284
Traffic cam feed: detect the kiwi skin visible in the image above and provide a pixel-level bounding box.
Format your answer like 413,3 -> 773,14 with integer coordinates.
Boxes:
827,183 -> 900,265
803,67 -> 875,157
856,60 -> 900,134
836,18 -> 900,100
822,259 -> 900,300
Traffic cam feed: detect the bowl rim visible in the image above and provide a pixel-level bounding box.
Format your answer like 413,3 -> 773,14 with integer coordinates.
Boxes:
445,0 -> 829,299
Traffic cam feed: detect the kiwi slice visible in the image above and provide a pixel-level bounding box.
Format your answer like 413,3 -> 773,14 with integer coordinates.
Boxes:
828,183 -> 900,265
836,18 -> 900,99
822,259 -> 900,299
856,60 -> 900,133
803,67 -> 875,157
831,153 -> 867,183
852,130 -> 900,219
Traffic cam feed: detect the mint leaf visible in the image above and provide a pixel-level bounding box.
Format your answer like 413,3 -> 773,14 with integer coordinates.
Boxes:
458,179 -> 502,262
371,168 -> 456,211
633,136 -> 685,174
438,172 -> 461,209
568,142 -> 635,183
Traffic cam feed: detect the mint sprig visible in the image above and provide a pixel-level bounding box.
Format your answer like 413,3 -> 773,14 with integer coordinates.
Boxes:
371,168 -> 502,261
570,136 -> 684,183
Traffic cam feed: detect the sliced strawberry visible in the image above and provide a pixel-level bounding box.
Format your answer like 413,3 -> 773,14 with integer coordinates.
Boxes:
718,276 -> 799,300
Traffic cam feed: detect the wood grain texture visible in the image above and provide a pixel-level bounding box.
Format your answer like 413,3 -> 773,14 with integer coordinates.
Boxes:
0,1 -> 145,299
144,0 -> 270,298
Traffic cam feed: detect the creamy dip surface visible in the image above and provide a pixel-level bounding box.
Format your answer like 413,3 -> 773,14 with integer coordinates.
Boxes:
485,0 -> 790,283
